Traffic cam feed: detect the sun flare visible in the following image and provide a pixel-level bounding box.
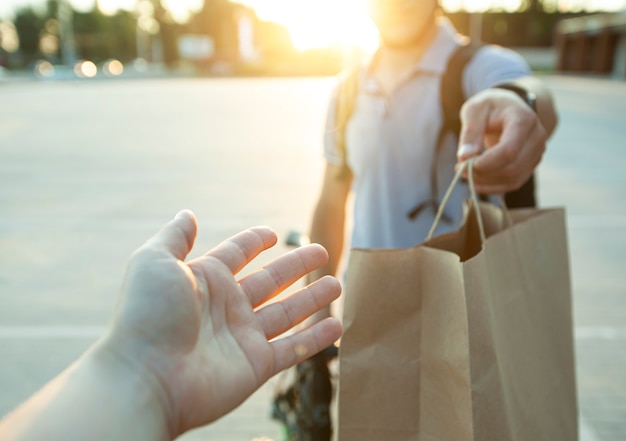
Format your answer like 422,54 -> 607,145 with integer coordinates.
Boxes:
237,0 -> 379,52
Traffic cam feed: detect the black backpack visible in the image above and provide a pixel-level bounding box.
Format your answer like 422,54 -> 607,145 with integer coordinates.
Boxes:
271,345 -> 337,441
333,42 -> 536,213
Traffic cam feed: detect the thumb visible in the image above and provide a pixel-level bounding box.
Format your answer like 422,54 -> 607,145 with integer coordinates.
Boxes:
457,98 -> 490,161
145,209 -> 198,261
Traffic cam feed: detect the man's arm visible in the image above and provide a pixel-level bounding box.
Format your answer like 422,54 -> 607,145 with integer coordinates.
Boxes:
457,75 -> 558,194
307,162 -> 352,321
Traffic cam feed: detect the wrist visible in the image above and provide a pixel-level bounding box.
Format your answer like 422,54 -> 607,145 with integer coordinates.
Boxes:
1,338 -> 175,441
85,337 -> 176,440
492,83 -> 537,112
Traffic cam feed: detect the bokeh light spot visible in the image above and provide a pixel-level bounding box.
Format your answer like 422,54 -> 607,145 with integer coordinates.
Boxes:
74,60 -> 98,78
34,60 -> 55,79
103,59 -> 124,76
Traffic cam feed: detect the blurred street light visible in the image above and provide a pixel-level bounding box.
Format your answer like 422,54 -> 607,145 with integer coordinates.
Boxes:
0,21 -> 19,53
34,60 -> 55,78
103,59 -> 124,76
74,60 -> 97,78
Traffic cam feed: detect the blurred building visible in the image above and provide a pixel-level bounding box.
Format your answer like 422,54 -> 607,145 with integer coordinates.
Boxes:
555,9 -> 626,77
180,2 -> 341,76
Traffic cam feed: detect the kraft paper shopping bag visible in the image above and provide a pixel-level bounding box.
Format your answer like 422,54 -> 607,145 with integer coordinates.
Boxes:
337,160 -> 577,441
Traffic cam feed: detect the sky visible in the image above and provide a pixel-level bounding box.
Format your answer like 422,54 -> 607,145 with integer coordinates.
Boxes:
1,0 -> 625,50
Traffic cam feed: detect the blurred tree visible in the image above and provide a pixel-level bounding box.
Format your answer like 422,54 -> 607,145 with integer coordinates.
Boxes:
46,0 -> 59,19
73,7 -> 107,36
70,6 -> 138,63
152,0 -> 181,66
73,6 -> 109,61
110,10 -> 138,62
13,6 -> 44,64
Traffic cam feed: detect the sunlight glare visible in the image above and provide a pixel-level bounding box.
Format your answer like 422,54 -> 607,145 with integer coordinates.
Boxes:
441,0 -> 524,12
461,0 -> 498,12
237,0 -> 379,52
161,0 -> 203,22
97,0 -> 136,15
69,0 -> 96,13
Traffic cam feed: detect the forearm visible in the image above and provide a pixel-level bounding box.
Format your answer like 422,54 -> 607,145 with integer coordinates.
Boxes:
0,339 -> 172,441
309,206 -> 345,280
306,205 -> 346,319
508,76 -> 558,137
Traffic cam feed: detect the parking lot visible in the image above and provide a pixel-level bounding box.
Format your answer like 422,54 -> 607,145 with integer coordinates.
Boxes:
1,74 -> 625,440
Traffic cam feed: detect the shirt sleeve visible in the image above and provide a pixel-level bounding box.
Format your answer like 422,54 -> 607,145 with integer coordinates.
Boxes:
323,78 -> 347,167
463,45 -> 532,98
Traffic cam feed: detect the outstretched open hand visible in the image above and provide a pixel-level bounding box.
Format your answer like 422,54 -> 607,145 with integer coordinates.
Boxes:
106,210 -> 342,436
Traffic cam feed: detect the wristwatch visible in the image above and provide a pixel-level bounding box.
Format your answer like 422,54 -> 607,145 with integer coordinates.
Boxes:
493,83 -> 537,112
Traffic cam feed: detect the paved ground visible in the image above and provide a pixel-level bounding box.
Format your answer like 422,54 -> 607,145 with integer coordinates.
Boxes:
0,74 -> 624,440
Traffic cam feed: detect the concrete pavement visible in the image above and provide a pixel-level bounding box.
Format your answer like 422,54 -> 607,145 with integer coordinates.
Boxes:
0,74 -> 624,440
539,75 -> 626,441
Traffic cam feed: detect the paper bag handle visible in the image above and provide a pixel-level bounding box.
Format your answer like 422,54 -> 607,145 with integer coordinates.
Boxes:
426,159 -> 486,243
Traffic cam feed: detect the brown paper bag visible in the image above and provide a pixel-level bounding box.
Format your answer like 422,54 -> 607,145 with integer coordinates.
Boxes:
337,162 -> 578,441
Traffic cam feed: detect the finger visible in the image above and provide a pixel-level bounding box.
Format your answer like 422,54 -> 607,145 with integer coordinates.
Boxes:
269,317 -> 342,375
472,129 -> 544,191
472,109 -> 537,175
473,139 -> 543,194
239,243 -> 329,307
473,155 -> 541,195
144,209 -> 198,261
203,226 -> 278,274
256,276 -> 341,340
457,98 -> 491,161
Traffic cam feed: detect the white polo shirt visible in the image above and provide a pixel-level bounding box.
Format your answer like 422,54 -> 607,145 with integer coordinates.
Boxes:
324,17 -> 531,249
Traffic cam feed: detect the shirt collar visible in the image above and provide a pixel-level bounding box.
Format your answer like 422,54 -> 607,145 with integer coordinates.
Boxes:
417,17 -> 468,74
364,17 -> 467,77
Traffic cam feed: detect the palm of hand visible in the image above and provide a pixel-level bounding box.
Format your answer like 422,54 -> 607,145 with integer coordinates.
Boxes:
116,253 -> 265,430
107,213 -> 341,436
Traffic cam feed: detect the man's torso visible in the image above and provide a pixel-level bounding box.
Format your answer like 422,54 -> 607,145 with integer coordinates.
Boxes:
324,18 -> 532,249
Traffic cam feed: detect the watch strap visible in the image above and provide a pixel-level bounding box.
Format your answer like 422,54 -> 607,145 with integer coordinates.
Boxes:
493,83 -> 537,112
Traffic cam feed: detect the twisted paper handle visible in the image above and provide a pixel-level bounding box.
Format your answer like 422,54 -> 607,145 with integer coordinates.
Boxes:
426,158 -> 486,243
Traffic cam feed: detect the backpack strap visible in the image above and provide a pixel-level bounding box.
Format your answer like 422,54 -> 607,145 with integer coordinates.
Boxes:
439,42 -> 484,140
408,42 -> 483,220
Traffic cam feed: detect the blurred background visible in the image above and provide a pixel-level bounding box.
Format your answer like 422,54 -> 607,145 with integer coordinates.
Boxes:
0,0 -> 625,79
